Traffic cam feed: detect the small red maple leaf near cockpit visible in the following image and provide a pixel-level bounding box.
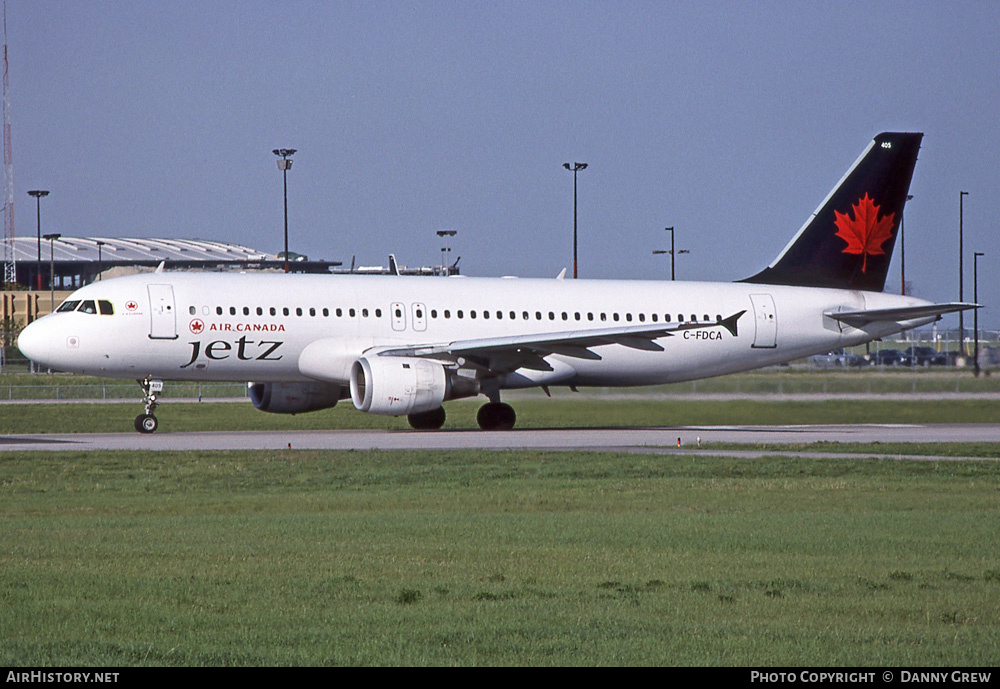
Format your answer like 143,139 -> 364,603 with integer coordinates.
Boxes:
833,193 -> 896,273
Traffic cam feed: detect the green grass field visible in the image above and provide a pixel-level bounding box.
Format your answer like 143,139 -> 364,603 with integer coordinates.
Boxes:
3,396 -> 1000,435
2,367 -> 999,401
2,449 -> 999,666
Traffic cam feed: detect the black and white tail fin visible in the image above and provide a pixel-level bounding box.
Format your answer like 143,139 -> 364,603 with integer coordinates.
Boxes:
743,132 -> 922,292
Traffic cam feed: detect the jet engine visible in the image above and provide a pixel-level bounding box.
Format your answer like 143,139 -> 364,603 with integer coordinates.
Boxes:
350,355 -> 478,416
248,381 -> 346,414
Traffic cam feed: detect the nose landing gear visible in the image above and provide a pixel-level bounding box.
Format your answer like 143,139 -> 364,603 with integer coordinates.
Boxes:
134,377 -> 164,433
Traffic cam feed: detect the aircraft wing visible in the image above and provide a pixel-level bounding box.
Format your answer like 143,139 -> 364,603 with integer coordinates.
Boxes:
376,310 -> 746,373
826,302 -> 978,328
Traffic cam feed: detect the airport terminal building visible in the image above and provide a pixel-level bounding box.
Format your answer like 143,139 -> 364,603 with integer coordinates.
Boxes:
2,235 -> 453,324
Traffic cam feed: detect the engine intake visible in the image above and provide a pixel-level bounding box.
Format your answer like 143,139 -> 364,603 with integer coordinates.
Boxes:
350,356 -> 477,416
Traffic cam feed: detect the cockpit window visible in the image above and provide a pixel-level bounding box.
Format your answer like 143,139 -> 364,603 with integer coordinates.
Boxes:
78,300 -> 98,314
56,300 -> 81,313
98,300 -> 114,315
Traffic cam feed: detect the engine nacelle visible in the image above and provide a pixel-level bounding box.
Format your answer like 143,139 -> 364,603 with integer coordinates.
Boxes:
248,381 -> 346,414
351,356 -> 476,416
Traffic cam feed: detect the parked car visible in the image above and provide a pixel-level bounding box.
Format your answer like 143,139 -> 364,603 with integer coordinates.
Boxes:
869,349 -> 907,366
902,345 -> 947,367
808,349 -> 865,368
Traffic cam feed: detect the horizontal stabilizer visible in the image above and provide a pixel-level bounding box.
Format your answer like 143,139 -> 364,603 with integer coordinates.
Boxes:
826,302 -> 978,327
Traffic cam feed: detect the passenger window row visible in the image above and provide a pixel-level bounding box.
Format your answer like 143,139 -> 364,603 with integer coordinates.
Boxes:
189,303 -> 722,325
191,305 -> 383,318
428,309 -> 722,324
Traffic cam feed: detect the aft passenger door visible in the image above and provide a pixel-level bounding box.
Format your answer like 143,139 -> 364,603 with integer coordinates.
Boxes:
147,284 -> 178,340
749,293 -> 777,349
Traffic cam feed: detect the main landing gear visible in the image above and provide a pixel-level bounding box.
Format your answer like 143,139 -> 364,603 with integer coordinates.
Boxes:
134,377 -> 164,434
475,383 -> 516,430
476,402 -> 516,430
405,399 -> 517,431
407,406 -> 447,430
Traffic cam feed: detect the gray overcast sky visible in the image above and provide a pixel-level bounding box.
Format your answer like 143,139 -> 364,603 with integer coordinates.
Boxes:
9,1 -> 1000,328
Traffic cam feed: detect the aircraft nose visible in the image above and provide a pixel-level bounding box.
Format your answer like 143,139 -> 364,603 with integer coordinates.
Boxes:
17,318 -> 54,366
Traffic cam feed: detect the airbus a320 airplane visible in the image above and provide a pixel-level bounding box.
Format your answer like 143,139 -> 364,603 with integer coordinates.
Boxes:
18,132 -> 974,433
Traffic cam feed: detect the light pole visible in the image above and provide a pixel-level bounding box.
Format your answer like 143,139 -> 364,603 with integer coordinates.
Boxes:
653,227 -> 689,280
43,232 -> 60,312
436,230 -> 456,276
959,191 -> 968,355
28,190 -> 49,290
273,148 -> 296,273
974,252 -> 984,377
562,162 -> 587,278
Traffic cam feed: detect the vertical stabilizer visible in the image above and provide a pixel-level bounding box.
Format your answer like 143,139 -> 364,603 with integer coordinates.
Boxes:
743,132 -> 922,292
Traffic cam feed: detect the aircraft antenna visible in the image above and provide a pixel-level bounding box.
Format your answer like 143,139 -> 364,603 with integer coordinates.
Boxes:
1,3 -> 14,286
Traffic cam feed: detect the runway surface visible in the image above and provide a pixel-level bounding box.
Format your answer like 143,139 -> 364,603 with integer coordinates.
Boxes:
2,424 -> 998,457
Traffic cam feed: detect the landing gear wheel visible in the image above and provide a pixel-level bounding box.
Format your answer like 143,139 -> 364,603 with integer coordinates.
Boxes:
134,413 -> 158,434
408,407 -> 447,430
134,377 -> 164,434
477,402 -> 516,430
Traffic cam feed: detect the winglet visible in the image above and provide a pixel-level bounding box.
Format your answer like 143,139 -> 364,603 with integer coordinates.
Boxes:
556,268 -> 567,280
719,310 -> 746,337
388,255 -> 399,276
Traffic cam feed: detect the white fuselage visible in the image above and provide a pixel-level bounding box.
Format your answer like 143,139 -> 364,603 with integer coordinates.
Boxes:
18,271 -> 936,388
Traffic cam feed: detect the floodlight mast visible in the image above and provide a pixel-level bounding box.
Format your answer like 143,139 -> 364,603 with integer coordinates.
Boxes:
436,230 -> 456,276
653,227 -> 688,280
562,162 -> 587,278
974,252 -> 984,377
28,190 -> 49,289
273,148 -> 296,273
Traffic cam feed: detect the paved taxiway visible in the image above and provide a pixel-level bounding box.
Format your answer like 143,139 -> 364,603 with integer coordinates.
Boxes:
2,424 -> 998,456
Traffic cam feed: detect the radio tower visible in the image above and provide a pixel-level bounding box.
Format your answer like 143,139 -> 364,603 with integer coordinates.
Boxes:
1,3 -> 14,287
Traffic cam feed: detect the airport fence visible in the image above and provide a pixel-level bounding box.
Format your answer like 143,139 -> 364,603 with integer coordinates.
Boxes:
1,382 -> 250,402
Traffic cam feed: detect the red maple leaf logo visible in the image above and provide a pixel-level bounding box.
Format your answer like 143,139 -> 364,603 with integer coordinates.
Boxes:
833,193 -> 896,273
